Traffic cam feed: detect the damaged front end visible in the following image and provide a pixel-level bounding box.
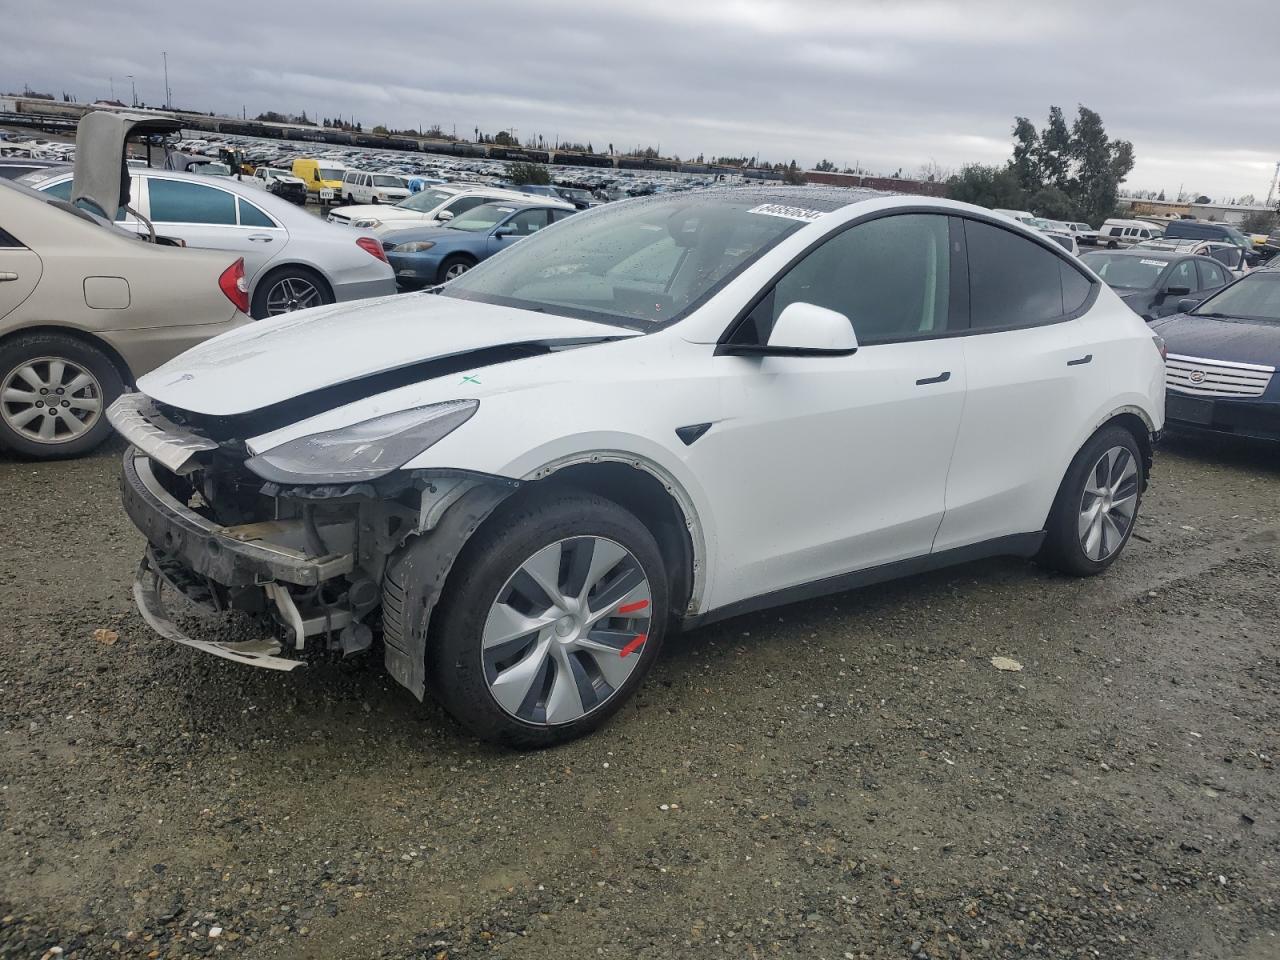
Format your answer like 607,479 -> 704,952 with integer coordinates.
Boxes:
111,393 -> 514,693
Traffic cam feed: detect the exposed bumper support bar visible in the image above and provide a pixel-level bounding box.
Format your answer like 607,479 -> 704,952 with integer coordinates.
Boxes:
133,557 -> 303,671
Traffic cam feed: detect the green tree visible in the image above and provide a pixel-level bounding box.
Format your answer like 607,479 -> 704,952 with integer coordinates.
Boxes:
782,160 -> 806,185
1037,106 -> 1072,191
1241,210 -> 1278,234
815,159 -> 836,172
1011,116 -> 1040,193
1069,106 -> 1134,226
507,162 -> 550,186
946,164 -> 1027,209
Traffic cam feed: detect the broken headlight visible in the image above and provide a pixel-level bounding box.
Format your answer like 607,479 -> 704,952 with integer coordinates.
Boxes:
244,400 -> 478,484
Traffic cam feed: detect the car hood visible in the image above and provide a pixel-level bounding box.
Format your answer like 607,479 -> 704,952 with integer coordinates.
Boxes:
1152,312 -> 1280,367
381,224 -> 475,246
340,205 -> 424,223
137,293 -> 639,417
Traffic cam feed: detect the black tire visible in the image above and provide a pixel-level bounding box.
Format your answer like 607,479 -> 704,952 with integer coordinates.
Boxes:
250,266 -> 333,320
371,196 -> 380,204
0,332 -> 124,459
1036,424 -> 1145,576
436,255 -> 474,285
345,192 -> 355,204
1107,239 -> 1119,249
425,490 -> 669,747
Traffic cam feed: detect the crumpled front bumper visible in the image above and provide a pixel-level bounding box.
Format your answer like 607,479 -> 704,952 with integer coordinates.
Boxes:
120,448 -> 352,588
121,447 -> 357,669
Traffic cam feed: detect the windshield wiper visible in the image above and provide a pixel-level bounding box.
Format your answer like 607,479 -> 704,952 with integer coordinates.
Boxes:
1192,312 -> 1234,319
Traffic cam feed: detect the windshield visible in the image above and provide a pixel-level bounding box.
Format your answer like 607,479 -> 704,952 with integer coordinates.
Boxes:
447,203 -> 517,232
372,174 -> 403,187
1193,272 -> 1280,323
396,188 -> 455,212
1081,253 -> 1169,289
442,193 -> 808,328
318,168 -> 345,181
194,162 -> 231,176
560,188 -> 592,201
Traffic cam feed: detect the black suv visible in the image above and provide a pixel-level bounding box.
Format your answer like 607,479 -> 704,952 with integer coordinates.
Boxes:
1162,219 -> 1262,264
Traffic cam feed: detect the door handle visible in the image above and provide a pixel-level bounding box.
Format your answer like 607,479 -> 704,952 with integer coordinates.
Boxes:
247,234 -> 274,243
0,272 -> 18,282
1066,354 -> 1092,366
915,371 -> 951,385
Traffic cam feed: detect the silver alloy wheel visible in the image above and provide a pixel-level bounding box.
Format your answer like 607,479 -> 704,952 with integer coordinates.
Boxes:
444,262 -> 470,280
264,276 -> 323,315
0,356 -> 103,445
1077,445 -> 1138,562
482,536 -> 653,726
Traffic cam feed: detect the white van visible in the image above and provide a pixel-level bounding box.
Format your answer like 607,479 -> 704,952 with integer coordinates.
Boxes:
1098,219 -> 1161,249
341,170 -> 410,205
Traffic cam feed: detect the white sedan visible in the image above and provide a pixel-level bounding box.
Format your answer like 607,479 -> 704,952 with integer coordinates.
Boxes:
109,188 -> 1165,746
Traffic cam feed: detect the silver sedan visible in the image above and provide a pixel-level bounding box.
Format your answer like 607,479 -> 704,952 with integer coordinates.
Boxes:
22,167 -> 396,318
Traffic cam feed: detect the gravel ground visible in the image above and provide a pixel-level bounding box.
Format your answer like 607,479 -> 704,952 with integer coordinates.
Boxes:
1,432 -> 1278,960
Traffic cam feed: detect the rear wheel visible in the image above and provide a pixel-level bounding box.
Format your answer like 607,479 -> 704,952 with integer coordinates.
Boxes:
0,333 -> 123,459
426,491 -> 668,747
252,267 -> 332,319
1037,425 -> 1144,576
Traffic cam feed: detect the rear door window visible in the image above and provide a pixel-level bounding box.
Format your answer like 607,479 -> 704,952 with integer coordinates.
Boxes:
237,197 -> 276,228
964,219 -> 1080,329
1166,259 -> 1199,291
147,179 -> 237,225
1198,260 -> 1228,289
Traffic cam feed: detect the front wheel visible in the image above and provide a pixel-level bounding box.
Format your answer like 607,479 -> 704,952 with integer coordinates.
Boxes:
0,332 -> 123,459
1037,425 -> 1144,576
436,256 -> 473,284
424,491 -> 669,747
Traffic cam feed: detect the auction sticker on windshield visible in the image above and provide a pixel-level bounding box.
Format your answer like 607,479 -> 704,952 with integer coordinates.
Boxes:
1140,259 -> 1167,267
748,203 -> 826,222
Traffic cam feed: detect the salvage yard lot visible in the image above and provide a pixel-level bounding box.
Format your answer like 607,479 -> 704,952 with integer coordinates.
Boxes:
1,434 -> 1277,959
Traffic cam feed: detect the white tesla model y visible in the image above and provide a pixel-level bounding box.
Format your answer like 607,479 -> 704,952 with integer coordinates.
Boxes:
109,187 -> 1165,745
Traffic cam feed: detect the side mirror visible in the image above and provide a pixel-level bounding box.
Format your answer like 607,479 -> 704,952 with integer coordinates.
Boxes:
1177,297 -> 1204,313
436,209 -> 455,222
721,302 -> 859,357
1165,285 -> 1191,297
493,224 -> 516,238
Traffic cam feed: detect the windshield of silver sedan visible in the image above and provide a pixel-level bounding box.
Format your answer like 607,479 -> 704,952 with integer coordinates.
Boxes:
439,193 -> 812,328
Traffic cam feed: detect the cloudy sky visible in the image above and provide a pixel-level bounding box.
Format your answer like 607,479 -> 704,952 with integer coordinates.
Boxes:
5,0 -> 1276,200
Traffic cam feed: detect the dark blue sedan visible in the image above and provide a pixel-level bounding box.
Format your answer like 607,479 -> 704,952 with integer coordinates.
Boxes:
381,201 -> 576,288
1152,267 -> 1280,441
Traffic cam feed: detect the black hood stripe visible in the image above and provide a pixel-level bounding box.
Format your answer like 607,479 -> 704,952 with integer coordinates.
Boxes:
157,337 -> 626,440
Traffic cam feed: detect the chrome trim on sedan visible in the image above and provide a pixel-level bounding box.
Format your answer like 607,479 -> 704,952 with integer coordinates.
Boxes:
1165,354 -> 1275,399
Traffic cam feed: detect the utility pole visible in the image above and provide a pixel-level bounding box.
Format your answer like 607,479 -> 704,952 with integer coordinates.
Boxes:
109,76 -> 115,100
1266,160 -> 1280,209
126,75 -> 136,107
162,51 -> 170,110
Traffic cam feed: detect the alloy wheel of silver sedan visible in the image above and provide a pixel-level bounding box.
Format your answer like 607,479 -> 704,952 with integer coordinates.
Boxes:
264,276 -> 324,315
1077,445 -> 1138,561
0,357 -> 103,445
482,536 -> 652,726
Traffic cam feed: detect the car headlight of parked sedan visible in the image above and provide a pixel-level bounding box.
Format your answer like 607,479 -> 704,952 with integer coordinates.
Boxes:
352,218 -> 380,229
389,240 -> 435,253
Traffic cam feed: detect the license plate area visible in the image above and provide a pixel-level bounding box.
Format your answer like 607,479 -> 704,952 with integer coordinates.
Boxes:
319,188 -> 334,201
1167,392 -> 1214,425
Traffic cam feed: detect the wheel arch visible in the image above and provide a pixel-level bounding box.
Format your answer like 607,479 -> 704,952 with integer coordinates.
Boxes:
1093,406 -> 1155,488
0,323 -> 135,386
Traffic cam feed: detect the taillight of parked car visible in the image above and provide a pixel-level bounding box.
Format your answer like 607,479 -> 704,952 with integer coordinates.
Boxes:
218,258 -> 250,314
356,237 -> 389,264
1151,334 -> 1167,362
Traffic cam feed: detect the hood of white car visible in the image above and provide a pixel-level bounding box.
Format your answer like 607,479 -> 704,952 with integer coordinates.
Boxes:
335,204 -> 423,224
137,293 -> 638,417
